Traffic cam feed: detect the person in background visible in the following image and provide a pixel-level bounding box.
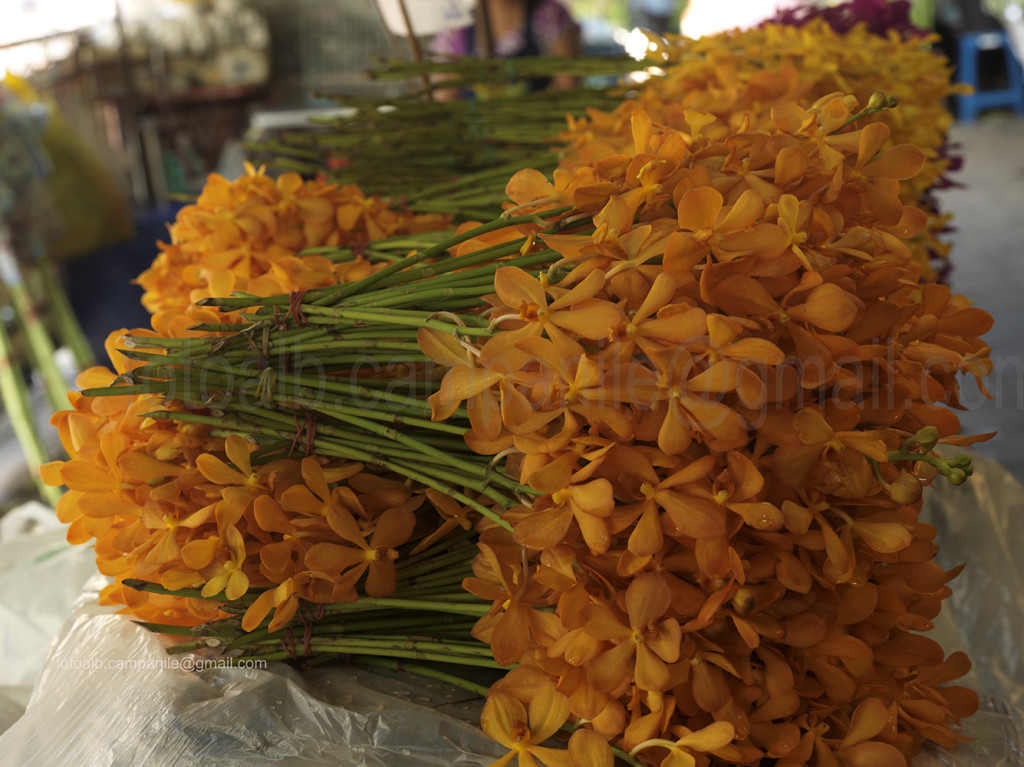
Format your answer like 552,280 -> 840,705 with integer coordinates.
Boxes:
429,0 -> 581,97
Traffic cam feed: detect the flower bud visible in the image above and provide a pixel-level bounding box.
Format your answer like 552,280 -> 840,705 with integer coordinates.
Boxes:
914,426 -> 940,452
731,587 -> 757,616
867,90 -> 889,111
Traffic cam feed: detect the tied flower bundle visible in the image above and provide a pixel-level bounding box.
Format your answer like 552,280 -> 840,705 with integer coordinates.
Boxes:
44,91 -> 994,767
137,164 -> 451,325
559,17 -> 967,277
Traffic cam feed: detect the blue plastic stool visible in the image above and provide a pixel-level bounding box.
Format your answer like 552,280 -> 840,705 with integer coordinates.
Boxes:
956,29 -> 1024,121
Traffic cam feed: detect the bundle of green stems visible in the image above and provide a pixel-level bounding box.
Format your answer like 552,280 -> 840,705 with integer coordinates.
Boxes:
83,208 -> 581,684
248,54 -> 648,197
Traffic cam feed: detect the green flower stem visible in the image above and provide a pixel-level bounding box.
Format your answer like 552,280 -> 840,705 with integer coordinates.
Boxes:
262,410 -> 482,473
2,259 -> 71,412
397,529 -> 478,569
306,636 -> 495,658
110,363 -> 447,421
0,314 -> 62,505
338,285 -> 490,310
39,259 -> 95,369
248,398 -> 467,437
396,544 -> 477,576
395,566 -> 475,592
309,208 -> 571,306
248,644 -> 505,668
334,248 -> 565,309
390,583 -> 480,601
295,306 -> 492,337
393,586 -> 480,603
317,596 -> 490,618
399,157 -> 544,202
353,657 -> 492,698
123,578 -> 251,604
313,441 -> 513,529
222,613 -> 479,653
295,398 -> 523,493
313,615 -> 477,636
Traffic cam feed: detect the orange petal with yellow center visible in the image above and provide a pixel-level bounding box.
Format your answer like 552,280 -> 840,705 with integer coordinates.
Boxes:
646,617 -> 682,664
260,541 -> 296,577
78,492 -> 139,518
196,454 -> 246,486
726,449 -> 763,499
371,507 -> 416,549
662,750 -> 697,767
61,461 -> 118,493
625,571 -> 671,628
686,360 -> 741,397
505,168 -> 555,205
839,697 -> 890,749
718,189 -> 764,233
305,542 -> 366,573
787,283 -> 861,332
551,300 -> 623,340
296,196 -> 334,224
721,337 -> 786,365
529,684 -> 571,743
863,143 -> 926,181
276,172 -> 303,195
627,504 -> 663,557
181,537 -> 220,570
631,109 -> 652,155
494,265 -> 545,308
254,495 -> 291,533
774,146 -> 809,189
568,730 -> 614,767
480,693 -> 526,749
365,561 -> 397,596
242,588 -> 276,632
657,490 -> 725,539
709,274 -> 780,316
856,122 -> 891,168
325,506 -> 366,546
657,401 -> 693,455
838,742 -> 907,767
492,600 -> 532,667
299,457 -> 331,504
850,520 -> 912,553
634,642 -> 670,691
663,232 -> 709,279
683,396 -> 749,451
118,452 -> 184,482
730,502 -> 784,531
677,720 -> 736,752
677,187 -> 722,233
161,568 -> 204,591
588,637 -> 636,692
279,484 -> 326,517
514,506 -> 572,551
40,461 -> 65,487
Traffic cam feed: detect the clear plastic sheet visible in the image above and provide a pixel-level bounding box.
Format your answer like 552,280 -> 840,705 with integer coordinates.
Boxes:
0,453 -> 1022,766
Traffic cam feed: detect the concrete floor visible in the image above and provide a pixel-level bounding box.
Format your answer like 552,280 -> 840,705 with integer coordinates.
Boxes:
937,112 -> 1024,483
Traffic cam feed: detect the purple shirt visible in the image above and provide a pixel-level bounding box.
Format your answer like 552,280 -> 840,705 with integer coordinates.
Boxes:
429,1 -> 577,57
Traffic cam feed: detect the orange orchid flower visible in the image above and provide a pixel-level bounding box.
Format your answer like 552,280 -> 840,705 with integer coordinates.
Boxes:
480,685 -> 572,767
584,572 -> 682,693
489,267 -> 623,359
303,505 -> 416,597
